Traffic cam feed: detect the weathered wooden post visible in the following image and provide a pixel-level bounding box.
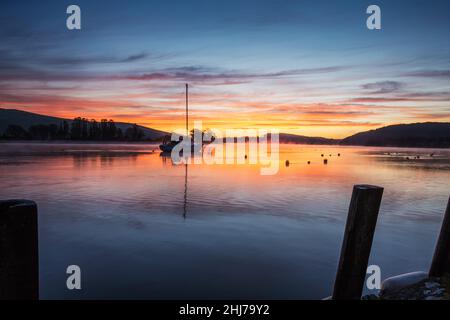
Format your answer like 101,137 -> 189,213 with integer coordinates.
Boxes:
429,196 -> 450,278
332,185 -> 383,300
0,200 -> 39,300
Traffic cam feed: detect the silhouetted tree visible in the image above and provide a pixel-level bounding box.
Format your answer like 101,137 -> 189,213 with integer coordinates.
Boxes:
107,120 -> 117,140
58,122 -> 67,139
29,124 -> 50,140
116,128 -> 123,140
3,125 -> 30,139
125,124 -> 144,141
100,119 -> 108,140
71,117 -> 83,139
1,117 -> 151,141
59,121 -> 70,139
81,118 -> 89,139
89,119 -> 97,139
48,124 -> 58,139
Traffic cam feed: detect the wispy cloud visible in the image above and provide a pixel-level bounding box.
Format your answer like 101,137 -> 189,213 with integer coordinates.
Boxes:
41,53 -> 152,66
123,66 -> 349,84
406,70 -> 450,78
361,81 -> 404,94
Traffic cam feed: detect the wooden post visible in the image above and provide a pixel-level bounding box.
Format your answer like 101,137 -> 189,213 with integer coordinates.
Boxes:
429,196 -> 450,277
0,200 -> 39,300
332,185 -> 383,300
185,83 -> 189,137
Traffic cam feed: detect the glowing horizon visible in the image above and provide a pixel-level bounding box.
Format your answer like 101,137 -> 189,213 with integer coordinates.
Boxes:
3,103 -> 447,139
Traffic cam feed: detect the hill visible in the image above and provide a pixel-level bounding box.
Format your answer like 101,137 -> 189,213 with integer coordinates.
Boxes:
279,133 -> 338,145
0,108 -> 168,140
340,122 -> 450,148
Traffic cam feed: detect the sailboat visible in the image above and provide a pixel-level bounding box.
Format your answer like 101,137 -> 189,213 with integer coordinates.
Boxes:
159,83 -> 191,153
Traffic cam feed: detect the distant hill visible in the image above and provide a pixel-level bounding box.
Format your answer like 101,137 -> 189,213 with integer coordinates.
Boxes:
0,108 -> 168,140
340,122 -> 450,148
279,133 -> 338,145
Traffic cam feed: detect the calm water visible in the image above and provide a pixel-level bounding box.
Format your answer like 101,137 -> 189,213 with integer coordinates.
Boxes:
0,142 -> 449,299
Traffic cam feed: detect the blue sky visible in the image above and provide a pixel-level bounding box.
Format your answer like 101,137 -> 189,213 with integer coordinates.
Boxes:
1,0 -> 450,137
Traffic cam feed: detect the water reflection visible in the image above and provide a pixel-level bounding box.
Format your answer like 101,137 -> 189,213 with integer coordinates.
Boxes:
184,163 -> 188,219
0,143 -> 449,299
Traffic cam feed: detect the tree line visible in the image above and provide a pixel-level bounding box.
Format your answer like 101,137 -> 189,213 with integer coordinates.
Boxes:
1,117 -> 147,141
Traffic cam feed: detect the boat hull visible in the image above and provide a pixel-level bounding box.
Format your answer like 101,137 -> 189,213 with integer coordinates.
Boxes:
159,144 -> 175,152
159,143 -> 202,154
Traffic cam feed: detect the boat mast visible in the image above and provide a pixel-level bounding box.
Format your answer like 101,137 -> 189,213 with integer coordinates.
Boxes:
185,83 -> 189,137
184,83 -> 188,219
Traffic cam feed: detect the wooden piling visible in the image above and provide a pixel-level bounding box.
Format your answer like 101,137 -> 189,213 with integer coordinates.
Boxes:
429,196 -> 450,277
332,185 -> 383,300
0,200 -> 39,300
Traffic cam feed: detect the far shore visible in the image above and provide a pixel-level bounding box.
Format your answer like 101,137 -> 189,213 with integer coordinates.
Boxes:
0,140 -> 161,145
1,139 -> 449,150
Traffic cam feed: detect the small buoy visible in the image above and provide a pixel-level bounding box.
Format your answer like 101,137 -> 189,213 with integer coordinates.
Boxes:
307,161 -> 311,165
323,159 -> 328,165
245,154 -> 248,159
285,160 -> 290,167
329,154 -> 332,156
321,154 -> 324,157
338,153 -> 340,157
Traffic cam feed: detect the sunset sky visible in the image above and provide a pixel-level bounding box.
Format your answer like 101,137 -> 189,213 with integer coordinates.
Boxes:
1,0 -> 450,138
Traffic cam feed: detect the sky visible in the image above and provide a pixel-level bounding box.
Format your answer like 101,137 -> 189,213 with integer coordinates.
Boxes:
1,0 -> 450,138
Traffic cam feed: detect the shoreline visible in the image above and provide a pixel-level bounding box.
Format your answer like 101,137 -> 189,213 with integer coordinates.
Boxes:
1,139 -> 450,150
